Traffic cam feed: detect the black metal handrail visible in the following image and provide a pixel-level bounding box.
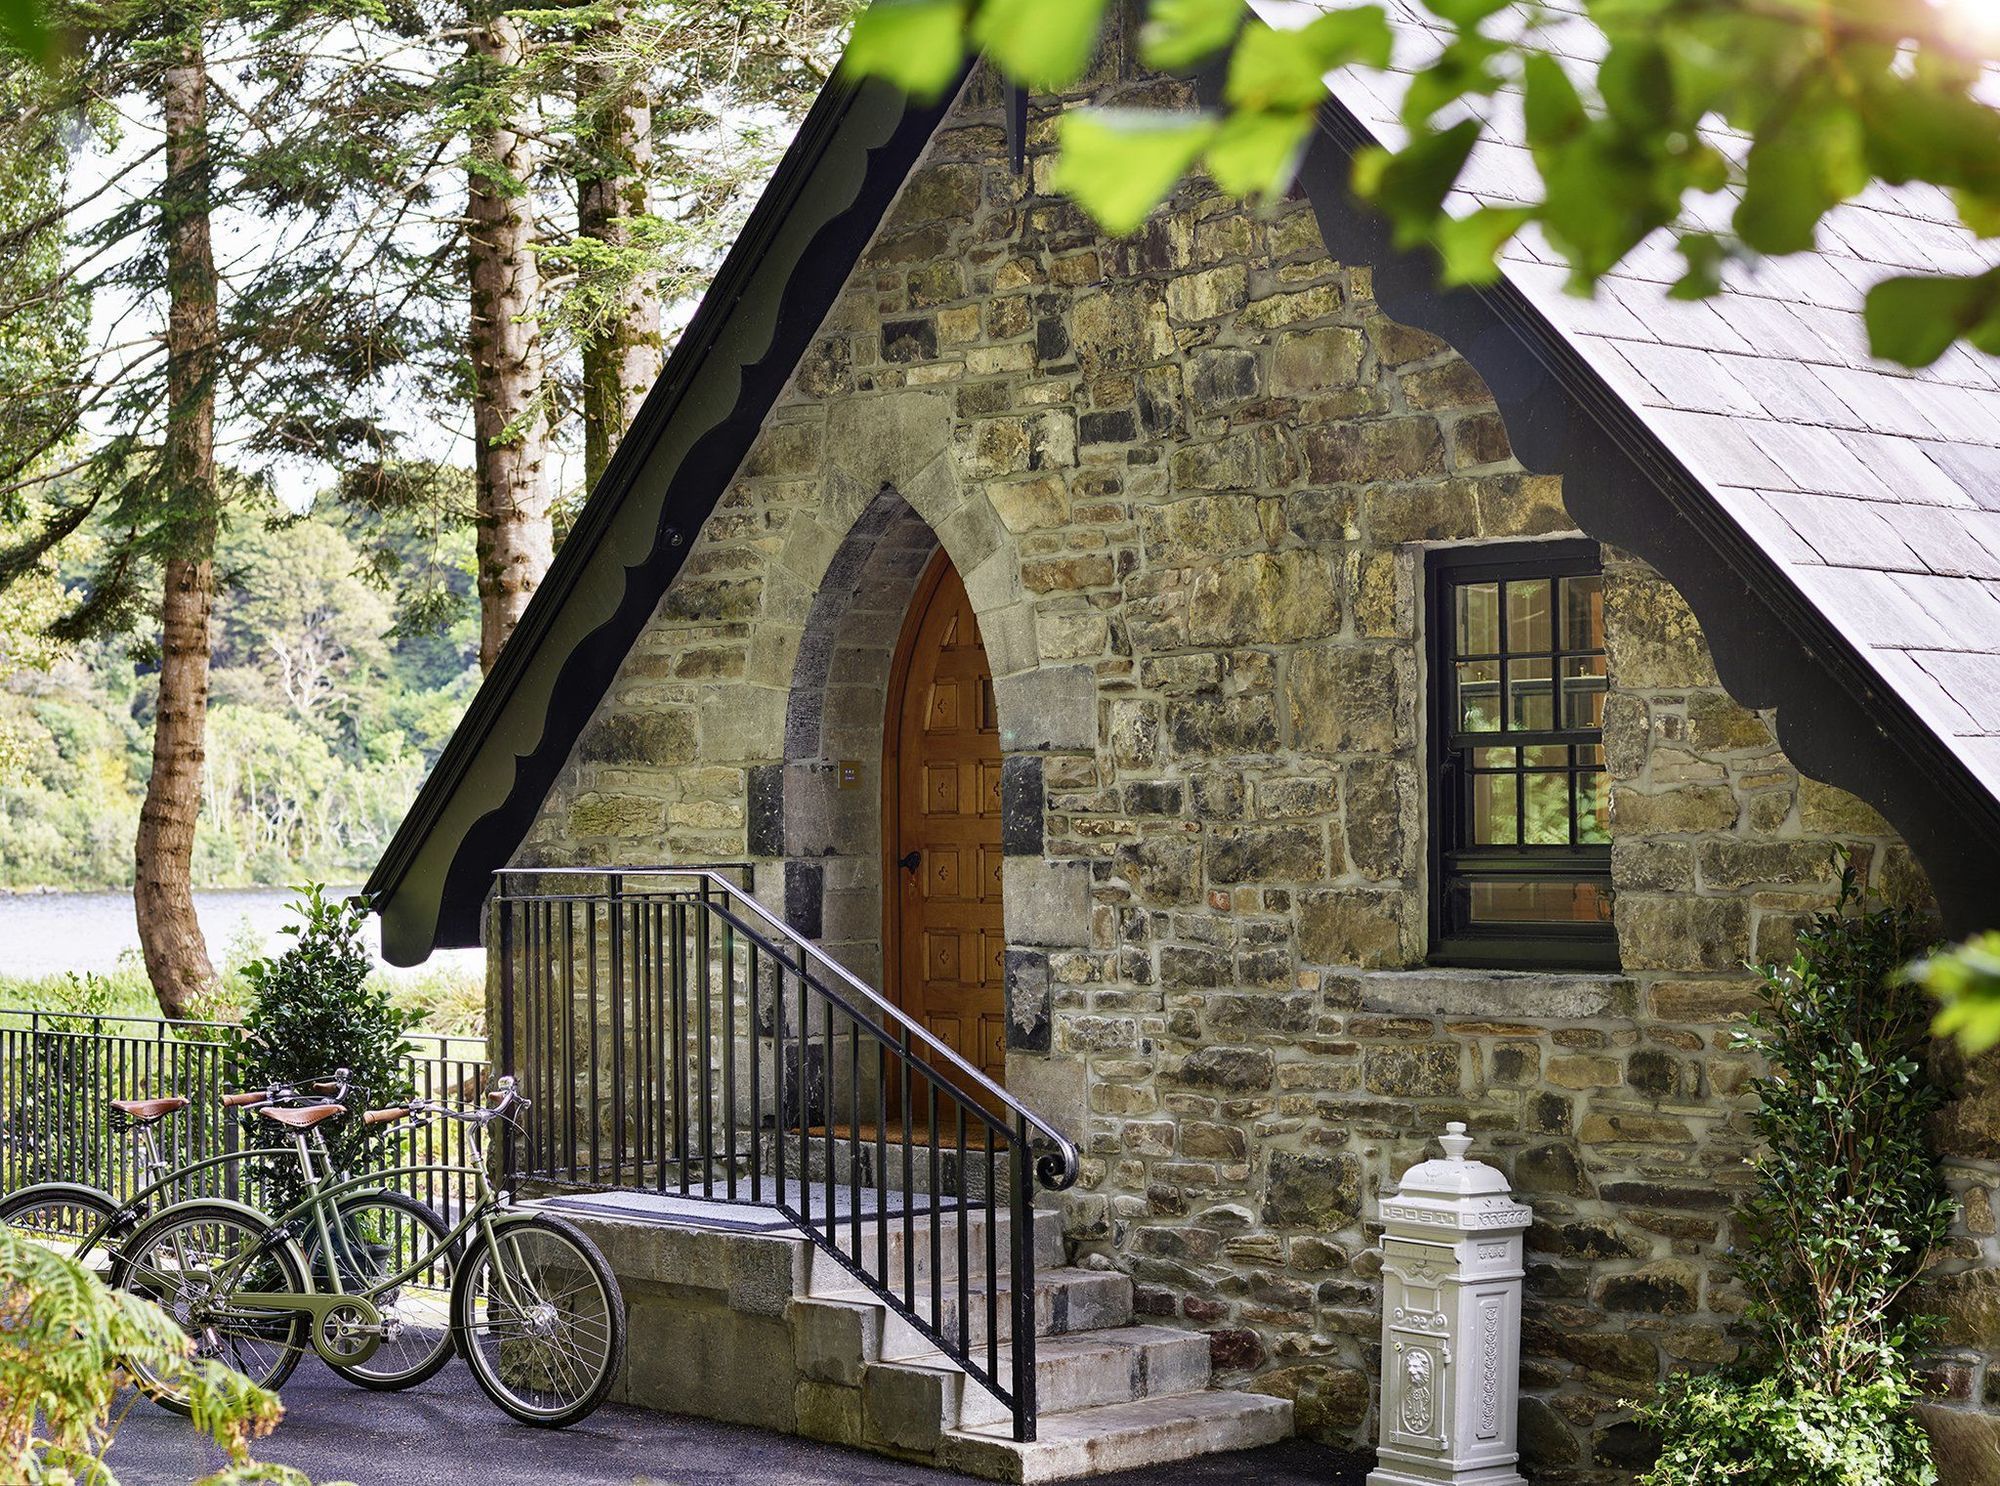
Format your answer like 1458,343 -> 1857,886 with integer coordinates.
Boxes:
493,865 -> 1081,1442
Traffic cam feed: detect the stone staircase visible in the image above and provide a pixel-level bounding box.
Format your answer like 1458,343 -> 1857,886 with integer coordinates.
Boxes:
551,1197 -> 1291,1482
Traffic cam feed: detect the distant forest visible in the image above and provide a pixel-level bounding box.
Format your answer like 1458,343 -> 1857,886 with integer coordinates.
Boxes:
0,490 -> 477,890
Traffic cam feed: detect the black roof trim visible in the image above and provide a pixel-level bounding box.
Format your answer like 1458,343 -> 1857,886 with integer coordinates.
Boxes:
1298,95 -> 2000,930
365,68 -> 966,961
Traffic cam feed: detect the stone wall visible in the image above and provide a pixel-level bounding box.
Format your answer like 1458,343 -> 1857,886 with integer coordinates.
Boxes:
511,46 -> 2000,1482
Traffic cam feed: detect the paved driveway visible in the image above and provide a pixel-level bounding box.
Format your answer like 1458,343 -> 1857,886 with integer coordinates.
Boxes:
106,1362 -> 1371,1486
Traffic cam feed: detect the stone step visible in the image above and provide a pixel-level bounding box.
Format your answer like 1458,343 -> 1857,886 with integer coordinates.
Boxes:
941,1390 -> 1295,1484
863,1324 -> 1213,1441
802,1206 -> 1065,1287
810,1265 -> 1132,1353
775,1129 -> 1004,1202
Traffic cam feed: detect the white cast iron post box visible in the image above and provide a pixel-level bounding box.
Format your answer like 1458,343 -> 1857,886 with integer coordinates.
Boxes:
1366,1122 -> 1532,1486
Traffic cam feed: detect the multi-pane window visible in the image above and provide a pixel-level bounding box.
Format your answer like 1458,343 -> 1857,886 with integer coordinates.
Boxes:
1427,541 -> 1617,969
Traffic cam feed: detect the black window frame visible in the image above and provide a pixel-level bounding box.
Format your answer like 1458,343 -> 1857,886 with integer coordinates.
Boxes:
1425,539 -> 1619,971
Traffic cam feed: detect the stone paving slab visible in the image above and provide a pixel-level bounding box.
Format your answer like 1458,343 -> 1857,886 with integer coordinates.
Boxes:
105,1363 -> 1371,1486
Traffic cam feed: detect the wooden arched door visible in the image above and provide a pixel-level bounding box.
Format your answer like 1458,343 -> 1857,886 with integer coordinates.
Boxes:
884,550 -> 1007,1087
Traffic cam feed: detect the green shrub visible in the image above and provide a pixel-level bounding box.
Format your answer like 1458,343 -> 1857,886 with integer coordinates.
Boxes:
0,1223 -> 317,1486
1636,861 -> 1950,1485
236,885 -> 415,1208
1639,1365 -> 1936,1486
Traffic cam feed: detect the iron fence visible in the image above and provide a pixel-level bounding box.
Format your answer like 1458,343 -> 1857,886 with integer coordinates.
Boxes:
0,1010 -> 489,1216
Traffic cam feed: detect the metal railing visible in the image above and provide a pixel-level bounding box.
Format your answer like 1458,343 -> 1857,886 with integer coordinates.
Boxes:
493,865 -> 1080,1442
0,1010 -> 489,1216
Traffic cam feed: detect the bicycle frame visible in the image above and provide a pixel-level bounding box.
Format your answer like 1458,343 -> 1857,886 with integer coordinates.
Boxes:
43,1140 -> 311,1260
131,1135 -> 539,1368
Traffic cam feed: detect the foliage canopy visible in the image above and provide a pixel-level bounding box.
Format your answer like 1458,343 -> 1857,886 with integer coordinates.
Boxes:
844,0 -> 2000,368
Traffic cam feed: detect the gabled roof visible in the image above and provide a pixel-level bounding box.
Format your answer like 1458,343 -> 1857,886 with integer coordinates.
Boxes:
369,19 -> 2000,961
1284,0 -> 2000,791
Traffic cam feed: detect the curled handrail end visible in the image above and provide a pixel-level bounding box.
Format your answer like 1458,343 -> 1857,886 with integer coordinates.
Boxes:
1034,1141 -> 1081,1193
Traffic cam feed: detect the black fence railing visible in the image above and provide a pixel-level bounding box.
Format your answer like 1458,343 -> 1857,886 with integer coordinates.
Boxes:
0,1010 -> 489,1216
493,865 -> 1080,1443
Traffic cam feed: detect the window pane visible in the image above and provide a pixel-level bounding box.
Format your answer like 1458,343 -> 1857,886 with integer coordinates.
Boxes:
1457,582 -> 1500,655
1472,746 -> 1517,770
1522,771 -> 1570,845
1523,744 -> 1567,768
1507,658 -> 1554,730
1465,879 -> 1612,924
1576,743 -> 1603,767
1470,772 -> 1519,845
1562,655 -> 1608,729
1576,771 -> 1610,843
1562,574 -> 1604,652
1506,578 -> 1552,652
1458,660 -> 1501,732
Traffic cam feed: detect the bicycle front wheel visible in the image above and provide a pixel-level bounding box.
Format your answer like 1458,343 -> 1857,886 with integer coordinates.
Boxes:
113,1201 -> 308,1413
313,1189 -> 456,1390
452,1214 -> 624,1427
0,1182 -> 123,1281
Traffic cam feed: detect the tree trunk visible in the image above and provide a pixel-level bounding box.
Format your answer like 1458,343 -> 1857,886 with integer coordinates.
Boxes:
136,35 -> 219,1019
468,8 -> 553,672
577,7 -> 662,489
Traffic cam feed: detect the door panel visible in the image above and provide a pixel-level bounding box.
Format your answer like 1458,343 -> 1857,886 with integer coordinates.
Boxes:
889,554 -> 1007,1088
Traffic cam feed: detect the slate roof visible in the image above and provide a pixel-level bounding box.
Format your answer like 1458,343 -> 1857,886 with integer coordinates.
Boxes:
1263,0 -> 2000,795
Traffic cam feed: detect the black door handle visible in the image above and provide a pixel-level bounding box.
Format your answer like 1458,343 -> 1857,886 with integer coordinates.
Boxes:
898,850 -> 921,873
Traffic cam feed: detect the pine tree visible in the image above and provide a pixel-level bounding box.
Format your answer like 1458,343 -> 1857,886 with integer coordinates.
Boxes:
462,0 -> 554,672
0,0 -> 444,1013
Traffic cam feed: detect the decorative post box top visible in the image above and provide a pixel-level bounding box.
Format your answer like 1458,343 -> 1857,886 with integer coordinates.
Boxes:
1380,1123 -> 1532,1233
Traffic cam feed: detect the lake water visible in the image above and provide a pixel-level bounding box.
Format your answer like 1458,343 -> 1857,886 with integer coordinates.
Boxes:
0,887 -> 483,981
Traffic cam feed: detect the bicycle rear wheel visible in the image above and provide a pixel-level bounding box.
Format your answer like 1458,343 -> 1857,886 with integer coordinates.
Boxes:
312,1189 -> 456,1389
113,1200 -> 308,1414
0,1182 -> 123,1281
452,1214 -> 623,1427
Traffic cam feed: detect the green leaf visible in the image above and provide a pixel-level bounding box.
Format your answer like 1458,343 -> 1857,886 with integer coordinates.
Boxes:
1863,270 -> 2000,367
1598,37 -> 1675,134
1352,118 -> 1481,249
1957,189 -> 2000,240
841,0 -> 971,101
1520,52 -> 1586,150
971,0 -> 1111,91
0,0 -> 53,65
1053,108 -> 1218,236
1139,0 -> 1245,71
1400,32 -> 1506,127
1736,83 -> 1867,255
1670,232 -> 1726,300
1432,204 -> 1533,286
1204,107 -> 1315,201
1226,8 -> 1391,113
1420,0 -> 1511,24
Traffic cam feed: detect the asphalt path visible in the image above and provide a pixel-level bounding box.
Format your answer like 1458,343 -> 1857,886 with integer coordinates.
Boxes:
105,1360 -> 1372,1486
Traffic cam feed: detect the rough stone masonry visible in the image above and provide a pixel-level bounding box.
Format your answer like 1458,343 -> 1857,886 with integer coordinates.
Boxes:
511,40 -> 2000,1485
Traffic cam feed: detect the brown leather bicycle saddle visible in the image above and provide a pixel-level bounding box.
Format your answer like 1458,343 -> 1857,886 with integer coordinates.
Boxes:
110,1096 -> 189,1122
258,1104 -> 346,1129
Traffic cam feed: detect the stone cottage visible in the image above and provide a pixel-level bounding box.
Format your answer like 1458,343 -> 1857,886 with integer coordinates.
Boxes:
368,7 -> 2000,1480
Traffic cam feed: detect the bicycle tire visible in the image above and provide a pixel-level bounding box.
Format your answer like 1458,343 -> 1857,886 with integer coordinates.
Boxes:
0,1182 -> 126,1278
111,1199 -> 310,1414
313,1188 -> 457,1390
451,1212 -> 625,1428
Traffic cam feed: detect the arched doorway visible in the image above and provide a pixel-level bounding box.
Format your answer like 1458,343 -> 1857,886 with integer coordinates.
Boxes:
883,549 -> 1007,1086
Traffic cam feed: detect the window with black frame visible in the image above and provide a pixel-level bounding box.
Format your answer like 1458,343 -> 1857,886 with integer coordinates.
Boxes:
1427,541 -> 1617,969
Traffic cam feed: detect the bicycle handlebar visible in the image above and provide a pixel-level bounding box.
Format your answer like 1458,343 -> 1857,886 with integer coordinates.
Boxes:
222,1067 -> 356,1109
371,1075 -> 527,1129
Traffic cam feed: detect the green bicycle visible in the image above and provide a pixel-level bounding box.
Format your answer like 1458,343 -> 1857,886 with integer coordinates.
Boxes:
113,1075 -> 626,1428
1,1071 -> 459,1394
